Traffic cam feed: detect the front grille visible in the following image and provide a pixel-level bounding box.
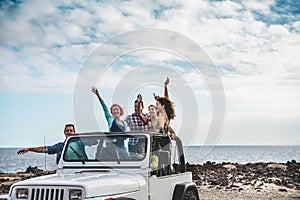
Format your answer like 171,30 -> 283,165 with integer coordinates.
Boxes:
30,188 -> 65,200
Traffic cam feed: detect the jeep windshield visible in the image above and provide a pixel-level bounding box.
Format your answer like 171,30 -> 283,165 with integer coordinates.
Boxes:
63,134 -> 148,162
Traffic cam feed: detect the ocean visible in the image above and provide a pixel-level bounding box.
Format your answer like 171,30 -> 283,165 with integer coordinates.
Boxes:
1,145 -> 299,173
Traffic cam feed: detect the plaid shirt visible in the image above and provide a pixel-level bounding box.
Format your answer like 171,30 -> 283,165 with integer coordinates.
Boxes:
125,112 -> 151,145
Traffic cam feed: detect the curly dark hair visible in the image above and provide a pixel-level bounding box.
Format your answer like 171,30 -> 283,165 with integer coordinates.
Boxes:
157,97 -> 175,120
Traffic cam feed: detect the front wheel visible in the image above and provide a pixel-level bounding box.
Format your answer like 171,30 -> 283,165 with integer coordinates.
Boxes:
184,189 -> 198,200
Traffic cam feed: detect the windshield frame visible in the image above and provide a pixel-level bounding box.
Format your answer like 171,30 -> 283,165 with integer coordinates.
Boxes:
62,133 -> 149,163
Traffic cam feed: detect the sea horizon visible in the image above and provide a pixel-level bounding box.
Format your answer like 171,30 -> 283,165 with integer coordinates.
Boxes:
1,145 -> 299,173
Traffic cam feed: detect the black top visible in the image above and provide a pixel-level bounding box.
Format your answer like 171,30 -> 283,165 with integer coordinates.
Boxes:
110,119 -> 125,132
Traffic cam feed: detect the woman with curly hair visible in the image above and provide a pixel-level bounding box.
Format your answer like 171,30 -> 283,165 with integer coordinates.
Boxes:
156,97 -> 175,134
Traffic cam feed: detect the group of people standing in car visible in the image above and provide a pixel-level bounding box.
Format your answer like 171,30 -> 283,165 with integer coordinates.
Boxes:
91,77 -> 176,140
17,77 -> 176,164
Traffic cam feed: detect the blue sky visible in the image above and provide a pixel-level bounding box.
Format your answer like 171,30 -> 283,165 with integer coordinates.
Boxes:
0,0 -> 300,147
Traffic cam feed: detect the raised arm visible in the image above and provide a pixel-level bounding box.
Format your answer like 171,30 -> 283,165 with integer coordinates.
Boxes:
91,86 -> 102,101
164,77 -> 169,98
153,77 -> 169,101
91,86 -> 113,124
136,94 -> 149,124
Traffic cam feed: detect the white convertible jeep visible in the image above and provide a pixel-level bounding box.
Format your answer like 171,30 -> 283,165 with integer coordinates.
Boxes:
1,132 -> 199,200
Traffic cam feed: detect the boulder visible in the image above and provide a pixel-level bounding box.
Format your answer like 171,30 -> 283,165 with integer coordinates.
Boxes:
266,163 -> 287,171
223,164 -> 237,171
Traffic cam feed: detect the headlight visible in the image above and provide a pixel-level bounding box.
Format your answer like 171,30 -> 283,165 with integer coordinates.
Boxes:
16,188 -> 28,199
69,189 -> 82,200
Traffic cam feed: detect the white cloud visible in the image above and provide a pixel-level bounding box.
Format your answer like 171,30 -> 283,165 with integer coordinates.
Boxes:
1,0 -> 299,98
242,0 -> 275,14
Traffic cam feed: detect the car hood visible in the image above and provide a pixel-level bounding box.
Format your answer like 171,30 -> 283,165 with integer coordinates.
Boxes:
13,172 -> 144,198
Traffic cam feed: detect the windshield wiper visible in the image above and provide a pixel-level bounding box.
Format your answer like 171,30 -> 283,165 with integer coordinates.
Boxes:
69,145 -> 86,164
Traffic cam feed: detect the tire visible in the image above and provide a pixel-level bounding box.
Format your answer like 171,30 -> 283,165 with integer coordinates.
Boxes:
172,183 -> 199,200
184,189 -> 198,200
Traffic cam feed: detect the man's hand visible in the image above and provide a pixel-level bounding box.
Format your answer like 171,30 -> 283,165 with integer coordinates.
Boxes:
17,148 -> 29,154
137,94 -> 142,102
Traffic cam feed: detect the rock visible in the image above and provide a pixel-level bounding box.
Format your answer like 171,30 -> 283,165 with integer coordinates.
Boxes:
279,188 -> 287,192
203,161 -> 215,170
223,164 -> 237,171
194,180 -> 202,186
25,166 -> 43,174
216,186 -> 222,190
267,163 -> 287,171
250,180 -> 256,186
254,180 -> 264,189
218,176 -> 228,186
0,184 -> 10,194
230,184 -> 240,188
192,173 -> 201,180
0,178 -> 9,182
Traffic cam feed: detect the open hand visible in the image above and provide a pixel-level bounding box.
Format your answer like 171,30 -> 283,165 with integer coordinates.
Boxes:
17,148 -> 29,154
91,87 -> 99,96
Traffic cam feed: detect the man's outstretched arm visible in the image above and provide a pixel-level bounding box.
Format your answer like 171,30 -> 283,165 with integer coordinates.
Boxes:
17,146 -> 46,154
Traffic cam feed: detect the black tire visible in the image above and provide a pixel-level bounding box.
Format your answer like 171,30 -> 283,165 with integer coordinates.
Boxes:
184,189 -> 198,200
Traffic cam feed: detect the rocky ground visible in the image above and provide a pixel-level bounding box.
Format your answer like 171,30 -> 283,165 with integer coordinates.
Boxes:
1,161 -> 299,199
186,160 -> 300,199
0,166 -> 56,195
